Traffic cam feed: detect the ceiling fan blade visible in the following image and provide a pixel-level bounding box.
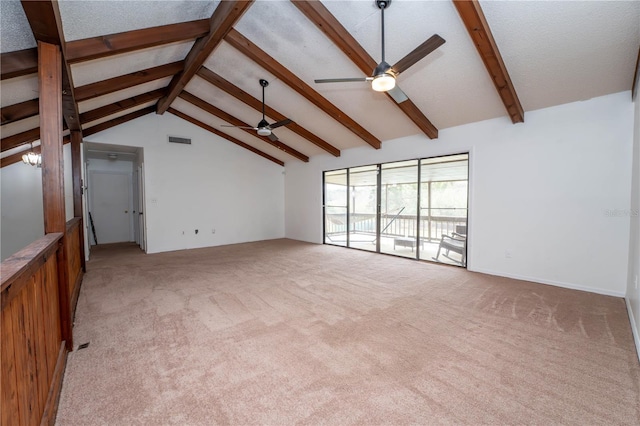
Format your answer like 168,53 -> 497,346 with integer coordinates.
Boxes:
387,85 -> 409,104
392,34 -> 445,75
269,118 -> 292,129
221,124 -> 256,130
267,132 -> 279,142
314,77 -> 372,84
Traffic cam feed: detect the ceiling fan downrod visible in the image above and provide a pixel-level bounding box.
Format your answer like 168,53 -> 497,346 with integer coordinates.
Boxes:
259,79 -> 268,121
257,79 -> 270,135
377,0 -> 390,64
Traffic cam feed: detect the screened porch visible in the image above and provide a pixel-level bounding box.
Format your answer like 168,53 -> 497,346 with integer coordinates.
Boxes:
324,154 -> 469,267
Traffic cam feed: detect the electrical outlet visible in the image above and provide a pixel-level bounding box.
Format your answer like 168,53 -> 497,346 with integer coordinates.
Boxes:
195,229 -> 199,234
635,275 -> 638,290
505,250 -> 512,259
181,231 -> 184,235
212,228 -> 216,234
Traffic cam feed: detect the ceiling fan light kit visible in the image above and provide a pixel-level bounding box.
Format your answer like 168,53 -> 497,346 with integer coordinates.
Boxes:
314,0 -> 444,94
257,127 -> 271,136
372,72 -> 396,92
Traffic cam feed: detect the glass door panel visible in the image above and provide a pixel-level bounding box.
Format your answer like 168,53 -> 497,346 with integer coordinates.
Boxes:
380,160 -> 418,258
420,154 -> 469,266
324,169 -> 347,246
348,165 -> 378,252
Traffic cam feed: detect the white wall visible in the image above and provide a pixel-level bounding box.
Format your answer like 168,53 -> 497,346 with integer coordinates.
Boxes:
1,160 -> 44,261
627,91 -> 640,358
285,92 -> 634,297
1,143 -> 74,261
82,113 -> 285,254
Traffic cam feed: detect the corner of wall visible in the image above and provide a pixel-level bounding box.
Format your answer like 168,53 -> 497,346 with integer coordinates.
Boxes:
626,93 -> 640,362
627,297 -> 640,363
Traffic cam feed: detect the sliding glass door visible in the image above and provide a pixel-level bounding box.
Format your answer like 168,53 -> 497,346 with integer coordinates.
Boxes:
380,160 -> 418,258
419,155 -> 469,266
323,153 -> 469,267
348,165 -> 378,252
324,169 -> 347,246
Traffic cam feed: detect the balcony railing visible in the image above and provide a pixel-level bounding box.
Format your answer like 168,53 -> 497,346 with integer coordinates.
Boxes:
326,213 -> 467,242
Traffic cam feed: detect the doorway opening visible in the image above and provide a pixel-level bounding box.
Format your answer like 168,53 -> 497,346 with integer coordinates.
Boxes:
84,142 -> 146,254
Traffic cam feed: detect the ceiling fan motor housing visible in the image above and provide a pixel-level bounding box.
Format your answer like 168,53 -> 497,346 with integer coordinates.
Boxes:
257,118 -> 271,135
373,61 -> 394,77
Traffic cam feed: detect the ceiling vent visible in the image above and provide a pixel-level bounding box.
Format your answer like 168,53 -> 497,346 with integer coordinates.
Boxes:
168,136 -> 191,145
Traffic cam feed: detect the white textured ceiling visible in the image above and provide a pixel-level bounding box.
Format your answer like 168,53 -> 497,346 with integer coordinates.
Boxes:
1,0 -> 639,165
0,0 -> 35,52
482,0 -> 640,111
58,0 -> 219,41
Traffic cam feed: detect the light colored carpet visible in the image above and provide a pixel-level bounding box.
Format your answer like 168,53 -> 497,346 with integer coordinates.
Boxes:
56,239 -> 640,425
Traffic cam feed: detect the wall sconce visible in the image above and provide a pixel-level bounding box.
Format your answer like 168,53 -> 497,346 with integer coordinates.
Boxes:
22,143 -> 42,168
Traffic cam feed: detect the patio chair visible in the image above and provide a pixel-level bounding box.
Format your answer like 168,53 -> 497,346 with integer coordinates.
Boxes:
433,228 -> 467,266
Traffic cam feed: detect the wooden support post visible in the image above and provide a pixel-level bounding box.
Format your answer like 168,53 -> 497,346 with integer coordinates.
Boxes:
39,41 -> 73,351
70,131 -> 86,272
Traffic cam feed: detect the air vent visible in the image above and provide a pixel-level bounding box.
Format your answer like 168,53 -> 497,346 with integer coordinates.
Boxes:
168,136 -> 191,145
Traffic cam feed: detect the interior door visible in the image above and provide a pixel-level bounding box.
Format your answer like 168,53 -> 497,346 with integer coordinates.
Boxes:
137,163 -> 146,252
90,171 -> 131,244
132,168 -> 140,245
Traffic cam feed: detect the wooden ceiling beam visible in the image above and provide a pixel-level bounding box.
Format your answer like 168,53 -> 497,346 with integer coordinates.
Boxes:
293,1 -> 372,73
1,98 -> 39,125
0,48 -> 38,80
0,19 -> 208,80
79,89 -> 165,124
75,61 -> 182,102
2,121 -> 67,153
1,128 -> 42,152
225,28 -> 381,149
156,1 -> 254,114
1,86 -> 164,130
1,92 -> 159,152
179,91 -> 309,162
1,96 -> 280,168
1,144 -> 42,168
453,0 -> 524,123
2,107 -> 153,168
292,0 -> 439,139
168,108 -> 284,167
21,0 -> 82,131
66,19 -> 210,63
197,67 -> 340,157
82,106 -> 155,137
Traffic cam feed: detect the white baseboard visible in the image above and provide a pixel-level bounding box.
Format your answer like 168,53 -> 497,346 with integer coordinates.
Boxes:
625,297 -> 640,364
468,267 -> 626,298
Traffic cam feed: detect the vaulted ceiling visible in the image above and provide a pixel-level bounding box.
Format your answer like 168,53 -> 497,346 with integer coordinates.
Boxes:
1,0 -> 639,167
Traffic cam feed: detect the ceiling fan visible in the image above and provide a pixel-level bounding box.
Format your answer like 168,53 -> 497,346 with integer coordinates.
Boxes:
315,0 -> 445,93
222,79 -> 292,142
